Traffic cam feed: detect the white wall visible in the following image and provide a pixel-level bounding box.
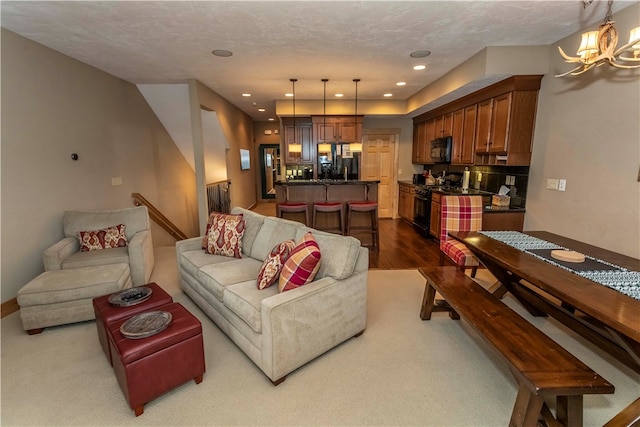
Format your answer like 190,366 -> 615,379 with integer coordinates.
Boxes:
526,2 -> 640,258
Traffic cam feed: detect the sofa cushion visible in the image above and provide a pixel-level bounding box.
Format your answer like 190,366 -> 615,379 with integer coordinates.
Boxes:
250,216 -> 301,261
179,250 -> 232,279
205,213 -> 245,258
62,246 -> 129,270
279,232 -> 321,293
231,207 -> 265,257
257,240 -> 295,290
295,228 -> 361,280
224,280 -> 279,333
78,224 -> 128,252
197,258 -> 264,301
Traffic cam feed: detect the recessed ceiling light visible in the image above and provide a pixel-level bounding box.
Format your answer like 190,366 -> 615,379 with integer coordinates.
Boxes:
268,118 -> 275,121
410,50 -> 431,58
396,82 -> 406,86
242,93 -> 251,97
413,65 -> 426,70
258,108 -> 265,112
335,93 -> 344,97
383,93 -> 393,97
212,49 -> 233,57
285,93 -> 293,97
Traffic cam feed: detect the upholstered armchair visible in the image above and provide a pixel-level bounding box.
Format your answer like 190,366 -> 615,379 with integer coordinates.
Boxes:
43,206 -> 154,286
439,195 -> 483,277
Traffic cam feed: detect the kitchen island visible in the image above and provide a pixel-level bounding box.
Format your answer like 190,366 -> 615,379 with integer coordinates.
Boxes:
275,180 -> 379,243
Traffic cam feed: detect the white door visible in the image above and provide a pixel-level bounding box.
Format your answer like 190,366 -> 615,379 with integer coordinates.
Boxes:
362,130 -> 398,218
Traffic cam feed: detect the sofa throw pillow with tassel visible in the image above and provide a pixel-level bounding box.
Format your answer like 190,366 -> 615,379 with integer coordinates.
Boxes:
78,224 -> 128,252
205,213 -> 245,258
278,232 -> 321,292
257,240 -> 295,290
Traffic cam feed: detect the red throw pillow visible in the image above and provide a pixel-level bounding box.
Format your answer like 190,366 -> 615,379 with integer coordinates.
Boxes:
205,213 -> 245,258
278,232 -> 321,292
78,224 -> 128,252
257,240 -> 295,290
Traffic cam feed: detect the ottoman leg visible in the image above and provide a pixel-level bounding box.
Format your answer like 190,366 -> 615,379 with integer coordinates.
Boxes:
27,328 -> 45,335
134,406 -> 144,417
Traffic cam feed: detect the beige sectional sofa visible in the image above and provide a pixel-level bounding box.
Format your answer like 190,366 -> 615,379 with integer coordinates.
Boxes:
176,207 -> 368,384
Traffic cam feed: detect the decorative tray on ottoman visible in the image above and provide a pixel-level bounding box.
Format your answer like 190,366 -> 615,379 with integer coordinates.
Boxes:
120,311 -> 172,339
108,286 -> 153,307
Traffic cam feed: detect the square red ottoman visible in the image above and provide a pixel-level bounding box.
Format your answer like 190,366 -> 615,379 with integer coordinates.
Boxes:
93,282 -> 173,365
107,302 -> 205,416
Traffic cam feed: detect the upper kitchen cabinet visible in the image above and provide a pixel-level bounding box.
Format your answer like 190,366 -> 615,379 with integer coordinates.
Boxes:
312,116 -> 363,144
282,117 -> 314,165
413,75 -> 542,166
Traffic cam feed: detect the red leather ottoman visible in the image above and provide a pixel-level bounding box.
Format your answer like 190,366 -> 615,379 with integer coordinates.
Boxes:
107,302 -> 205,416
93,282 -> 173,365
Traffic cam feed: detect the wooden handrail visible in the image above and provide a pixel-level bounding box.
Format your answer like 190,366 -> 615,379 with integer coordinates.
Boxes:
131,193 -> 189,241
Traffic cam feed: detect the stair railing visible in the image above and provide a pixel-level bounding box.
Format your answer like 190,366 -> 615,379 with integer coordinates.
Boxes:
131,193 -> 189,241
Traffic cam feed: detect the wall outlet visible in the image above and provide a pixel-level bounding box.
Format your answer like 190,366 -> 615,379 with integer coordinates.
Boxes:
546,178 -> 558,190
398,169 -> 403,175
558,179 -> 566,191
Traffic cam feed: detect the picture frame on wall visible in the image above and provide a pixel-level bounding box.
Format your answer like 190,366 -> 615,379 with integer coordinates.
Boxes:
240,149 -> 251,170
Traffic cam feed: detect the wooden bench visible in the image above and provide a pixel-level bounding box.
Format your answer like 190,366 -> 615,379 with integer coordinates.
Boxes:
419,267 -> 614,427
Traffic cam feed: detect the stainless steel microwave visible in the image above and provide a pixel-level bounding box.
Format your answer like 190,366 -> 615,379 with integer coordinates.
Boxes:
430,136 -> 452,163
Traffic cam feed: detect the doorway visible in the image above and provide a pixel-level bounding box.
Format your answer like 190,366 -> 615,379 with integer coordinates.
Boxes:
362,129 -> 399,218
260,144 -> 280,199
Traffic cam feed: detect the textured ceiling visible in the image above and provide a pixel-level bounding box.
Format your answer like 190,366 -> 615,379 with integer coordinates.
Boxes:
2,0 -> 636,120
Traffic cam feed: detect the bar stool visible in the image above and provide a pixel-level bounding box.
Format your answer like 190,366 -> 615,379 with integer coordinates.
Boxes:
313,201 -> 345,235
277,202 -> 309,226
277,184 -> 310,226
346,201 -> 379,252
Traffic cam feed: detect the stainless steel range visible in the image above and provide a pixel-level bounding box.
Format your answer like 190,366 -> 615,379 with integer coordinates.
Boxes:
413,185 -> 434,237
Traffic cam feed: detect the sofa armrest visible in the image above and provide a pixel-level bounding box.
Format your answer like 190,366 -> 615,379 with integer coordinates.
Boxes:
260,270 -> 368,382
43,237 -> 79,271
128,230 -> 154,286
176,237 -> 204,255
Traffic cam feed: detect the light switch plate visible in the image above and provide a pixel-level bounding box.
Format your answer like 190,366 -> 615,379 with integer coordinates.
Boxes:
111,177 -> 123,186
546,179 -> 558,190
558,179 -> 566,191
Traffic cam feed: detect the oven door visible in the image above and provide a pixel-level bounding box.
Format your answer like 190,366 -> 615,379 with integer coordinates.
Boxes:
413,193 -> 431,236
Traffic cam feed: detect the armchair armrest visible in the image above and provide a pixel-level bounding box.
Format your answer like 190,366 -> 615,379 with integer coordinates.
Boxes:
128,230 -> 154,286
43,237 -> 79,271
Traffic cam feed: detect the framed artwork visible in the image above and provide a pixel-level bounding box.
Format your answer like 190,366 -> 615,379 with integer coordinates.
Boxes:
240,149 -> 251,170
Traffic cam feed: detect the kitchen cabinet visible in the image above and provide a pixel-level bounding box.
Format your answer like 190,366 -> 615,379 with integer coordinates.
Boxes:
412,122 -> 431,164
398,182 -> 415,223
412,75 -> 542,167
283,117 -> 313,165
475,92 -> 512,155
483,210 -> 524,231
313,116 -> 363,144
429,192 -> 442,239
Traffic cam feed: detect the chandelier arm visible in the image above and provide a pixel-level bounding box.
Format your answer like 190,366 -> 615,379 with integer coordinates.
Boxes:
613,38 -> 640,57
555,64 -> 589,77
615,56 -> 640,63
571,63 -> 598,75
609,61 -> 640,69
558,46 -> 582,63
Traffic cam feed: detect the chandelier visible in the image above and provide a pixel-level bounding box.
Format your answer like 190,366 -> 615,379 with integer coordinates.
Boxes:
556,0 -> 640,77
318,79 -> 332,153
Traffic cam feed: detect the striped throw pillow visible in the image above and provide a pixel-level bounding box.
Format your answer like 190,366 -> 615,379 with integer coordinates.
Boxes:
278,232 -> 321,293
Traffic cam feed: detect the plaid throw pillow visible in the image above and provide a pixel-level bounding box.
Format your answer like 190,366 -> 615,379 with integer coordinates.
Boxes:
278,232 -> 321,293
257,240 -> 296,290
205,213 -> 245,258
78,224 -> 128,252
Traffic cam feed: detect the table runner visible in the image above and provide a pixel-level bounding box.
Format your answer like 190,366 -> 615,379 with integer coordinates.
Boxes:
479,231 -> 640,300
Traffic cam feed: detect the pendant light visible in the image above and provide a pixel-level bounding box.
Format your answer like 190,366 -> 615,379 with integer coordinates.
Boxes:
288,78 -> 302,153
349,78 -> 362,153
318,78 -> 332,153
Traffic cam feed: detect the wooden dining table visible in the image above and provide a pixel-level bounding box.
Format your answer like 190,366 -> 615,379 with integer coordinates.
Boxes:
449,231 -> 640,374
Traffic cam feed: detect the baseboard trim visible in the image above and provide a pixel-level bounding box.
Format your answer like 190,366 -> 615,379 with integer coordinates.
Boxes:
2,298 -> 19,318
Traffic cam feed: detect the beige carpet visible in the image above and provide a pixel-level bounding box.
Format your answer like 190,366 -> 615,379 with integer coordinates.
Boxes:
1,247 -> 638,426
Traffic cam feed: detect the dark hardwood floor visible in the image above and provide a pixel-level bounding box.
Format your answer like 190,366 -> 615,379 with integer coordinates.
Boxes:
252,202 -> 444,270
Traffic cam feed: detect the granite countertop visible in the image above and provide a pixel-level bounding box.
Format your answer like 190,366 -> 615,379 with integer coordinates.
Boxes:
401,183 -> 526,213
275,180 -> 380,185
